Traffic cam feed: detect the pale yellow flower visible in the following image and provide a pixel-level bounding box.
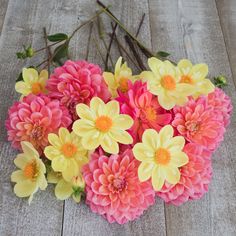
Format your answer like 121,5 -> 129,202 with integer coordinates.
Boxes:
177,59 -> 215,98
133,125 -> 188,191
44,127 -> 88,182
103,57 -> 136,98
73,97 -> 133,154
11,141 -> 47,203
141,57 -> 193,110
47,169 -> 85,202
15,68 -> 48,99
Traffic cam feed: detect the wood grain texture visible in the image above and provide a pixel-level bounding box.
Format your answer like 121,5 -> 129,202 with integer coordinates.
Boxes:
0,0 -> 9,35
149,0 -> 236,235
215,0 -> 236,86
62,1 -> 166,235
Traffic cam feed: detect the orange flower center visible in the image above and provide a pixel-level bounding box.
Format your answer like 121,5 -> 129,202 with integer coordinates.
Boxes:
31,82 -> 43,95
23,161 -> 37,179
31,125 -> 44,140
161,75 -> 176,90
155,148 -> 171,165
95,116 -> 113,132
180,75 -> 194,84
61,143 -> 77,158
144,107 -> 157,121
118,77 -> 129,93
112,177 -> 126,192
185,121 -> 200,133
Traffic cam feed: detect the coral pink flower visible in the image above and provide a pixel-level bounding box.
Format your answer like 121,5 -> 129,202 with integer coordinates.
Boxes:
157,143 -> 212,206
5,94 -> 72,153
116,81 -> 172,143
47,60 -> 111,119
82,149 -> 155,224
207,88 -> 233,127
172,96 -> 225,151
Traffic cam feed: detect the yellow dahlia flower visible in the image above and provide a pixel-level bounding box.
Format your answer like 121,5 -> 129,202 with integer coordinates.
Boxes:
177,59 -> 215,98
11,141 -> 47,203
44,127 -> 88,181
141,57 -> 193,110
15,68 -> 48,99
47,169 -> 85,203
73,97 -> 133,154
133,125 -> 188,191
103,57 -> 136,98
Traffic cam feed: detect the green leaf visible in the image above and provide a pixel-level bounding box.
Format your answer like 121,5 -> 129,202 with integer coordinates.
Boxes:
47,33 -> 68,42
52,42 -> 69,64
156,51 -> 170,58
16,66 -> 35,82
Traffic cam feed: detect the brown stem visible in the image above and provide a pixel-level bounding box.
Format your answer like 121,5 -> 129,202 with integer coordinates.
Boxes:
92,36 -> 106,66
105,23 -> 117,70
43,27 -> 51,73
34,41 -> 63,53
125,35 -> 146,70
135,13 -> 145,37
85,22 -> 94,60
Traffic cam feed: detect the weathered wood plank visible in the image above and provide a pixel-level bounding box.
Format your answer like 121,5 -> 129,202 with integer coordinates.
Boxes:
149,0 -> 236,235
0,0 -> 82,234
215,0 -> 236,85
0,0 -> 9,35
62,1 -> 166,235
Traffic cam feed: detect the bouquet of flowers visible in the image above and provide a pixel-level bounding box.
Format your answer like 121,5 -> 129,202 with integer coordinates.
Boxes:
5,1 -> 232,225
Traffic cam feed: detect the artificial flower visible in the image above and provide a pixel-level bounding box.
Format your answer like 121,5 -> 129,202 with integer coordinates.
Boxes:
11,141 -> 47,203
15,68 -> 48,99
116,80 -> 172,142
103,57 -> 136,98
140,57 -> 193,110
47,169 -> 85,202
157,143 -> 212,205
133,125 -> 188,191
47,60 -> 111,119
172,96 -> 225,151
73,97 -> 133,154
5,94 -> 72,153
44,127 -> 88,181
177,59 -> 214,98
207,88 -> 233,127
82,149 -> 155,224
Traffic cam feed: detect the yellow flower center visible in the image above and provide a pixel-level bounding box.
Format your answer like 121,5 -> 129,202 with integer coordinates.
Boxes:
144,107 -> 157,121
180,75 -> 194,84
31,82 -> 43,95
118,77 -> 129,93
23,161 -> 37,179
161,75 -> 176,90
61,143 -> 77,158
155,148 -> 171,165
95,116 -> 113,132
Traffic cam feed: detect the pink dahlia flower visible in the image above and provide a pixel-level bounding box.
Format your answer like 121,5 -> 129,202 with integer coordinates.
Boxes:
116,81 -> 172,143
207,88 -> 233,127
47,60 -> 111,119
5,94 -> 72,153
82,149 -> 155,224
172,96 -> 225,151
157,143 -> 212,206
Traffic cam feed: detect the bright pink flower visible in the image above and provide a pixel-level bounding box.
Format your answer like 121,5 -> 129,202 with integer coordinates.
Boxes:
157,143 -> 212,206
116,81 -> 172,143
207,88 -> 233,127
82,149 -> 155,224
172,96 -> 225,151
5,94 -> 72,153
47,60 -> 111,119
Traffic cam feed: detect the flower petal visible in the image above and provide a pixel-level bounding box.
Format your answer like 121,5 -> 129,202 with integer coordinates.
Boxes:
159,125 -> 174,146
101,135 -> 119,154
11,170 -> 27,182
151,166 -> 165,191
48,133 -> 62,147
76,103 -> 95,121
138,162 -> 153,182
133,143 -> 153,162
14,180 -> 37,197
164,166 -> 181,185
142,129 -> 159,150
171,151 -> 189,167
55,179 -> 73,200
44,146 -> 61,160
109,129 -> 133,144
21,141 -> 39,158
113,114 -> 133,130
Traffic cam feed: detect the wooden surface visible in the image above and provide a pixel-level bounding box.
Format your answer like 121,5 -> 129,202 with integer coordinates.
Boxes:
0,0 -> 235,235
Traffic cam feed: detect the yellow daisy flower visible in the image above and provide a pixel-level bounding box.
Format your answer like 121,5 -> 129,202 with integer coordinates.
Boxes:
133,125 -> 188,191
47,169 -> 85,203
72,97 -> 134,154
44,127 -> 88,182
11,141 -> 47,203
15,68 -> 48,99
177,59 -> 215,98
103,57 -> 136,98
141,57 -> 193,110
